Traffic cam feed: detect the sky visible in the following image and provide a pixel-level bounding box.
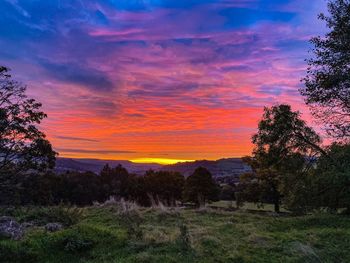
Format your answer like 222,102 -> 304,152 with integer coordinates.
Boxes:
0,0 -> 328,163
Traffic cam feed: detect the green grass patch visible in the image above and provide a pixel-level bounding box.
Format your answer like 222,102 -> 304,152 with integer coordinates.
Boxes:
0,205 -> 349,262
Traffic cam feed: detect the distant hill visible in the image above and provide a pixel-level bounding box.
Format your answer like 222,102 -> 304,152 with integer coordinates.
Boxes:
55,157 -> 251,182
162,158 -> 251,182
55,158 -> 162,175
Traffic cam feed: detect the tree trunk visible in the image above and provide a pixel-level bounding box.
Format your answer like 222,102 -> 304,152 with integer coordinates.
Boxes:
271,185 -> 280,213
274,201 -> 280,213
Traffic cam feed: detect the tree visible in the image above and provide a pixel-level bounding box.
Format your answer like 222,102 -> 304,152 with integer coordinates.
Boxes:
100,164 -> 130,199
0,66 -> 56,174
144,170 -> 185,206
311,143 -> 350,212
184,167 -> 219,206
0,66 -> 56,205
219,184 -> 236,201
301,0 -> 350,140
63,171 -> 104,206
240,105 -> 322,213
127,174 -> 150,206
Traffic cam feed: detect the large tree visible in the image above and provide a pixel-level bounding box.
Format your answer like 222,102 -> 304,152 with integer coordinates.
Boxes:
0,66 -> 56,174
240,105 -> 322,213
301,0 -> 350,140
184,167 -> 219,207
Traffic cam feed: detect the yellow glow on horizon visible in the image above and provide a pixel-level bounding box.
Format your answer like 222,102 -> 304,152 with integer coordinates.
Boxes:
131,158 -> 194,165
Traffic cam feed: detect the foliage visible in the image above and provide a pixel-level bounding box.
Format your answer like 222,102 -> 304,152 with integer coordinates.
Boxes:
23,206 -> 82,226
0,205 -> 82,226
252,104 -> 322,155
0,163 -> 188,207
310,143 -> 350,212
124,170 -> 185,207
239,105 -> 322,213
0,66 -> 56,174
57,171 -> 106,206
0,170 -> 107,206
100,164 -> 130,199
111,200 -> 144,240
144,170 -> 185,206
126,175 -> 151,206
301,0 -> 350,140
184,167 -> 219,206
219,184 -> 236,201
0,66 -> 57,205
61,235 -> 95,253
0,242 -> 38,263
176,222 -> 192,252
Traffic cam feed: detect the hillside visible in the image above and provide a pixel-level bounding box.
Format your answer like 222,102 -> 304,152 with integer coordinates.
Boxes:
55,157 -> 251,181
163,158 -> 252,180
1,204 -> 349,263
55,158 -> 162,175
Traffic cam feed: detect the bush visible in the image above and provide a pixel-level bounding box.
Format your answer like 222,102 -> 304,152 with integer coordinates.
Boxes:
62,235 -> 94,253
44,227 -> 96,257
13,206 -> 82,226
0,242 -> 38,263
121,212 -> 143,240
176,223 -> 191,252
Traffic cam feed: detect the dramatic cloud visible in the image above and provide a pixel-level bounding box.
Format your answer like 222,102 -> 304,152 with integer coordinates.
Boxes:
0,0 -> 328,160
39,60 -> 115,91
55,136 -> 100,142
55,148 -> 136,154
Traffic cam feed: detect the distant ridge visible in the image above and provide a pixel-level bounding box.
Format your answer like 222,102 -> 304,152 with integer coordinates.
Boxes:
55,157 -> 251,182
162,158 -> 252,182
55,158 -> 162,175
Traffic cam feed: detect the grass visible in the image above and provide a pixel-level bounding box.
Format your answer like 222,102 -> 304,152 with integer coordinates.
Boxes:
1,204 -> 350,263
209,200 -> 288,212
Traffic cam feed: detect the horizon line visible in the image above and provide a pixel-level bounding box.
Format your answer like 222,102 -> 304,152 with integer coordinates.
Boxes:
57,156 -> 245,165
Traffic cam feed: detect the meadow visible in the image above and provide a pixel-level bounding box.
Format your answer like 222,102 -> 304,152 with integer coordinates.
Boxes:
1,203 -> 349,263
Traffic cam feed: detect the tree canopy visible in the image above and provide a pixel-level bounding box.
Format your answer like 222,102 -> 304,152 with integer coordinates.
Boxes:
311,143 -> 350,212
240,104 -> 322,213
0,66 -> 56,174
184,167 -> 219,206
0,66 -> 57,205
301,0 -> 350,140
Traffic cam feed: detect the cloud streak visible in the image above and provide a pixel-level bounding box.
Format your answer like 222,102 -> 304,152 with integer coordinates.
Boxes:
55,136 -> 100,142
56,148 -> 136,154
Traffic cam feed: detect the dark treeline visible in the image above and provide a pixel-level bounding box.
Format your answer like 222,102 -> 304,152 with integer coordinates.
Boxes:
0,165 -> 219,207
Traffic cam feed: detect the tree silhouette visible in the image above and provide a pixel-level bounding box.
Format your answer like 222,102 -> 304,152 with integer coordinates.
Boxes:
0,66 -> 56,174
240,105 -> 322,213
301,0 -> 350,140
184,167 -> 219,207
144,170 -> 185,206
311,143 -> 350,212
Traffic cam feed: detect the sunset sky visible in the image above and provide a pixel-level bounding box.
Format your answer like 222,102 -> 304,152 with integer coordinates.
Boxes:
0,0 -> 328,163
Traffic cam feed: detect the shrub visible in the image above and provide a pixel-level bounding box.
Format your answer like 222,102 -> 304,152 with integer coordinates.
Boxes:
17,206 -> 82,226
123,213 -> 143,240
0,242 -> 38,263
62,235 -> 94,253
176,223 -> 191,252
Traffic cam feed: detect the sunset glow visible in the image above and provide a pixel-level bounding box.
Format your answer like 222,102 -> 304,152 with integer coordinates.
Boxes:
131,158 -> 195,165
0,0 -> 328,161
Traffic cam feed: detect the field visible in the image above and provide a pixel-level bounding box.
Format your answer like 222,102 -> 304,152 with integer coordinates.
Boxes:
1,204 -> 350,263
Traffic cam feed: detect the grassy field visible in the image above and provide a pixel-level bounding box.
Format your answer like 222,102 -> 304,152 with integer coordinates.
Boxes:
1,204 -> 350,263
